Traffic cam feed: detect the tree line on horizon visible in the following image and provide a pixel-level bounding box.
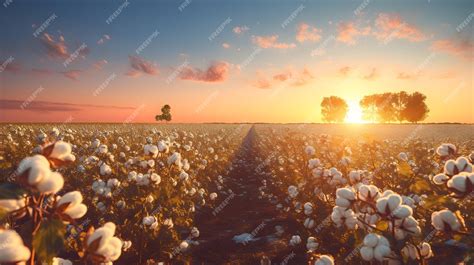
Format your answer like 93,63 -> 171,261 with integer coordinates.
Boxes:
321,91 -> 430,123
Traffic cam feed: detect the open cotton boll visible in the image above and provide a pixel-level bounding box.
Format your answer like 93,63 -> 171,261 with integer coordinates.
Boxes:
46,141 -> 76,163
306,237 -> 319,251
190,227 -> 200,238
314,255 -> 334,265
52,257 -> 73,265
305,145 -> 316,156
289,235 -> 301,246
17,155 -> 51,186
288,185 -> 298,198
100,163 -> 112,175
57,191 -> 88,220
308,158 -> 320,169
86,222 -> 122,263
361,234 -> 391,262
304,218 -> 315,229
36,171 -> 64,194
0,198 -> 26,213
0,229 -> 31,264
431,209 -> 463,232
433,173 -> 449,185
209,192 -> 218,200
436,143 -> 456,157
447,172 -> 474,194
392,205 -> 413,219
358,184 -> 379,201
444,157 -> 473,176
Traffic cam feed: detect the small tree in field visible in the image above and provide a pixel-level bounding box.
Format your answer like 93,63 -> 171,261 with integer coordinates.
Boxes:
321,96 -> 348,123
155,104 -> 172,122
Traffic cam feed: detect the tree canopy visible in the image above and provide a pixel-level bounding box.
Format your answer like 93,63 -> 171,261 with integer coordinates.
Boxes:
320,96 -> 348,123
155,104 -> 172,122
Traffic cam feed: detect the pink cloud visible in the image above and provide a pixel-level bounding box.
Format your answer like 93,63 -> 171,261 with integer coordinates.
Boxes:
233,26 -> 249,35
93,59 -> 108,70
41,33 -> 68,58
374,13 -> 425,42
1,60 -> 21,73
339,66 -> 352,77
254,67 -> 314,88
397,72 -> 418,80
179,61 -> 230,83
252,35 -> 296,49
337,22 -> 371,45
363,68 -> 378,80
61,70 -> 81,80
222,43 -> 231,49
296,23 -> 322,43
125,55 -> 159,77
431,39 -> 473,60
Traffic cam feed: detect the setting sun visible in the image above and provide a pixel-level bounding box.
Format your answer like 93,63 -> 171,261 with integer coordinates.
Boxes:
345,100 -> 366,124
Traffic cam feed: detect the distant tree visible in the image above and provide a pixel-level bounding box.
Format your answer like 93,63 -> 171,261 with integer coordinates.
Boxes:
390,91 -> 409,123
321,96 -> 348,123
155,104 -> 172,122
359,93 -> 396,123
401,92 -> 429,123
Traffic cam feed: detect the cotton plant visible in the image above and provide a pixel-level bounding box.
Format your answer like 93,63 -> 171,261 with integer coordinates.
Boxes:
0,140 -> 124,264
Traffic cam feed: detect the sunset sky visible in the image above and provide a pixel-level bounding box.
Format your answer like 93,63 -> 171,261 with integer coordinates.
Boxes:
0,0 -> 472,123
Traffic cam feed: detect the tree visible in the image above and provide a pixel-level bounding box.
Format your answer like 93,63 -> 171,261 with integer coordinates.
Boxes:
321,96 -> 348,123
401,92 -> 429,123
390,91 -> 409,123
155,104 -> 172,122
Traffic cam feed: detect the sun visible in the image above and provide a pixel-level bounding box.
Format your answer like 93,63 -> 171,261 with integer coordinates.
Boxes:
345,100 -> 366,124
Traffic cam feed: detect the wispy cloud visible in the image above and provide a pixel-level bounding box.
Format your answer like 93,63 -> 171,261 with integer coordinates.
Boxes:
222,42 -> 231,49
179,61 -> 230,83
296,23 -> 322,43
363,67 -> 378,80
252,35 -> 296,49
336,21 -> 371,45
233,25 -> 249,35
61,70 -> 81,80
254,67 -> 314,88
125,55 -> 159,77
93,59 -> 108,70
373,13 -> 426,42
431,39 -> 473,60
41,33 -> 69,58
0,99 -> 135,112
339,66 -> 352,77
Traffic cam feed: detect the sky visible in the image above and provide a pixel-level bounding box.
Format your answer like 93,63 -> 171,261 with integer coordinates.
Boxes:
0,0 -> 473,123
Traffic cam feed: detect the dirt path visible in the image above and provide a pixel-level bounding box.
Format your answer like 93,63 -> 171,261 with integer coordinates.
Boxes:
190,126 -> 306,265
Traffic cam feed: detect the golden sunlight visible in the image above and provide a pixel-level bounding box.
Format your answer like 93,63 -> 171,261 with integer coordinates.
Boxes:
345,100 -> 366,124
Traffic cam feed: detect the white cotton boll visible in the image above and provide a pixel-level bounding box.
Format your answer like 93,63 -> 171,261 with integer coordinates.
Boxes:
57,191 -> 87,220
398,152 -> 408,161
306,237 -> 319,251
363,234 -> 379,248
0,199 -> 26,213
146,195 -> 154,203
209,192 -> 218,200
349,170 -> 361,183
314,255 -> 334,265
374,245 -> 391,261
107,178 -> 120,188
358,184 -> 379,201
308,158 -> 320,169
304,202 -> 313,215
179,171 -> 189,181
128,171 -> 137,182
288,185 -> 298,198
387,194 -> 402,212
335,198 -> 351,208
167,152 -> 182,167
436,143 -> 456,157
304,218 -> 315,229
92,139 -> 100,148
122,240 -> 132,252
100,163 -> 112,175
433,174 -> 449,185
17,155 -> 51,186
336,188 -> 356,200
305,146 -> 315,156
420,242 -> 433,258
0,229 -> 31,263
392,205 -> 412,219
289,235 -> 301,246
48,141 -> 74,161
191,227 -> 200,238
150,173 -> 161,184
142,216 -> 157,226
360,246 -> 374,261
376,198 -> 389,214
447,173 -> 472,193
37,171 -> 64,194
431,209 -> 462,232
52,257 -> 73,265
179,241 -> 189,251
98,144 -> 108,154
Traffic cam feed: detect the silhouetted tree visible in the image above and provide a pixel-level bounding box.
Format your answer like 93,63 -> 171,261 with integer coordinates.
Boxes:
321,96 -> 348,123
401,92 -> 429,123
155,104 -> 172,122
359,91 -> 429,123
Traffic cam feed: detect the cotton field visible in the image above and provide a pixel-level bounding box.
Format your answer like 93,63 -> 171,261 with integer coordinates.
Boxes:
0,124 -> 472,265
